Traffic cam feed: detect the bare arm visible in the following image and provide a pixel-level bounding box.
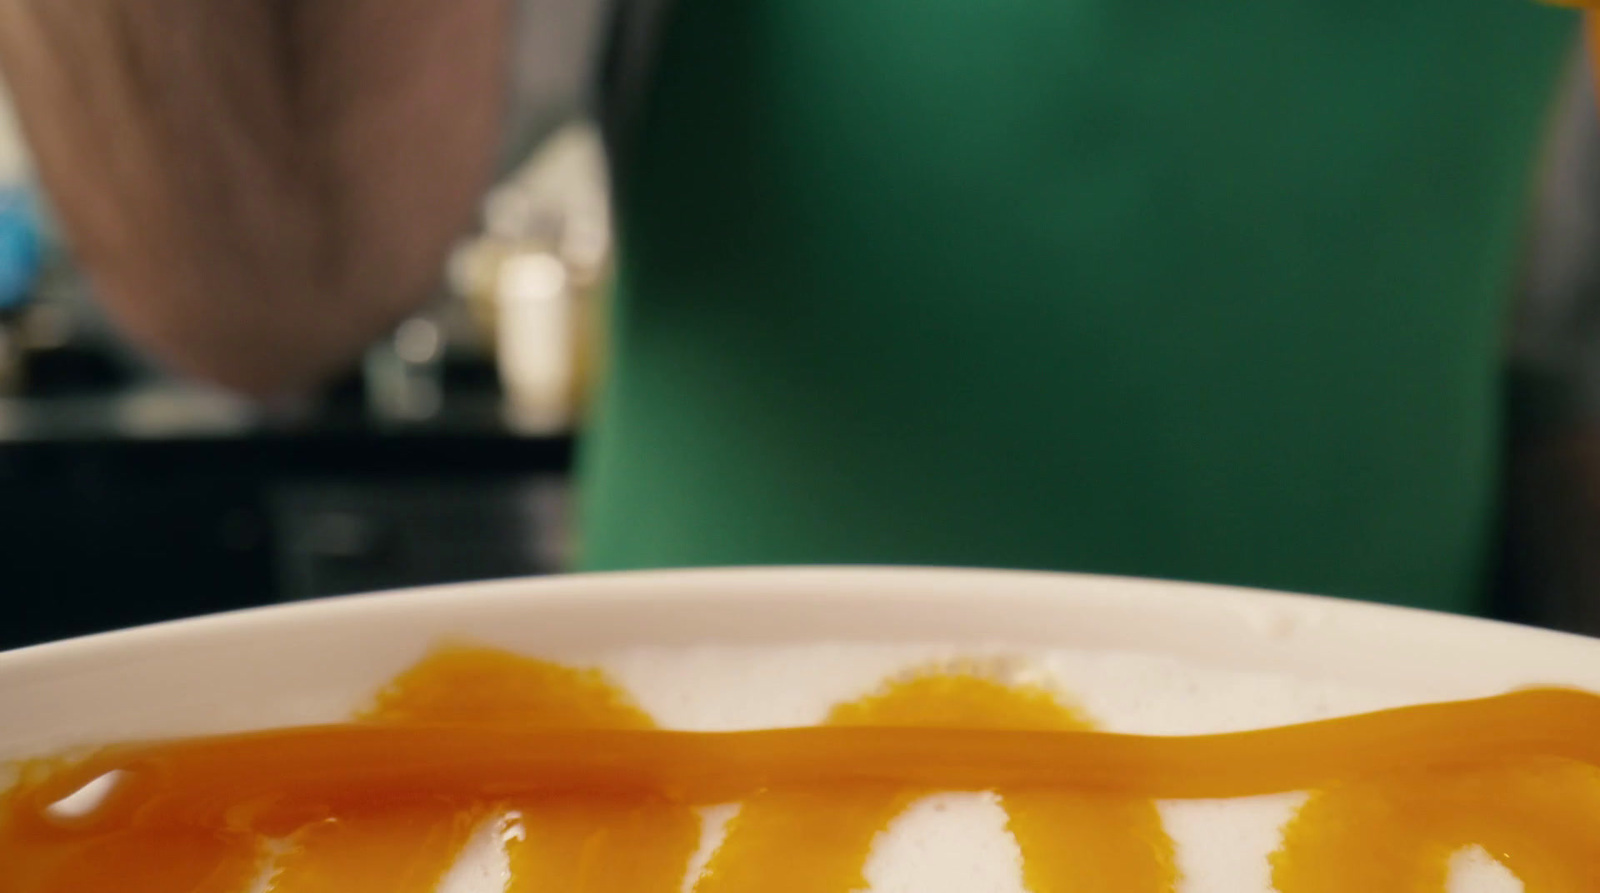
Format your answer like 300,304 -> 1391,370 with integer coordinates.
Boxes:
0,0 -> 510,397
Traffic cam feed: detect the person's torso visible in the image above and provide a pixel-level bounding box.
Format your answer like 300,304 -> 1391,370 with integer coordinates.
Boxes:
580,0 -> 1575,612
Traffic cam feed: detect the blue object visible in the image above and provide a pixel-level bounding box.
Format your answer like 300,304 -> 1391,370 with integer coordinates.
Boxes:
0,187 -> 41,311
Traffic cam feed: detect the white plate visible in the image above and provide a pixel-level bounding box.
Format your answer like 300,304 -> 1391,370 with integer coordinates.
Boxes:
2,566 -> 1599,761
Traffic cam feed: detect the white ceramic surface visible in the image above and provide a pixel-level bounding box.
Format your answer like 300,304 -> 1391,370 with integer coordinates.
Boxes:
3,566 -> 1599,763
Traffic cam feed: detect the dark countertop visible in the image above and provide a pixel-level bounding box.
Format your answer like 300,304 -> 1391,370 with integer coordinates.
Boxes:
0,385 -> 576,650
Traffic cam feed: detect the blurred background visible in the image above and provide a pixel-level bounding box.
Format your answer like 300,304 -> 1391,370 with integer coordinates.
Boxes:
0,73 -> 614,648
3,18 -> 1600,649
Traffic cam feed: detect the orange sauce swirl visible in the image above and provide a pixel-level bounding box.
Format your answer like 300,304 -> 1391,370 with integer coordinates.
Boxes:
3,645 -> 1599,892
697,665 -> 1174,893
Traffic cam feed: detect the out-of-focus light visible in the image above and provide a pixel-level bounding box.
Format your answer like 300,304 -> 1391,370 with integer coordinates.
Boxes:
394,317 -> 442,365
497,252 -> 573,433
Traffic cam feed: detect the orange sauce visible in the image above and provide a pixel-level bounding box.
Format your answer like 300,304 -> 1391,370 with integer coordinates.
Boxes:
697,665 -> 1174,893
265,646 -> 698,893
4,644 -> 1600,892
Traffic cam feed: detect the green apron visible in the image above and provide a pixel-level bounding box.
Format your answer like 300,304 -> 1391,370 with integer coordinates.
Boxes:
580,0 -> 1576,613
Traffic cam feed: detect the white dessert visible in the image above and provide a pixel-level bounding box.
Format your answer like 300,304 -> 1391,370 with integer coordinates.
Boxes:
344,642 -> 1523,893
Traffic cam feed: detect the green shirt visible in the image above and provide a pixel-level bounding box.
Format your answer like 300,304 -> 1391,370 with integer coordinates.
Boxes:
580,0 -> 1576,612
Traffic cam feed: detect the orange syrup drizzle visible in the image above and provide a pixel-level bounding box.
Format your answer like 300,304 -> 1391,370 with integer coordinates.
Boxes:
3,645 -> 1599,892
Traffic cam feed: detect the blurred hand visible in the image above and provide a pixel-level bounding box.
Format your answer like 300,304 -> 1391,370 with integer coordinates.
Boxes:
0,1 -> 512,397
